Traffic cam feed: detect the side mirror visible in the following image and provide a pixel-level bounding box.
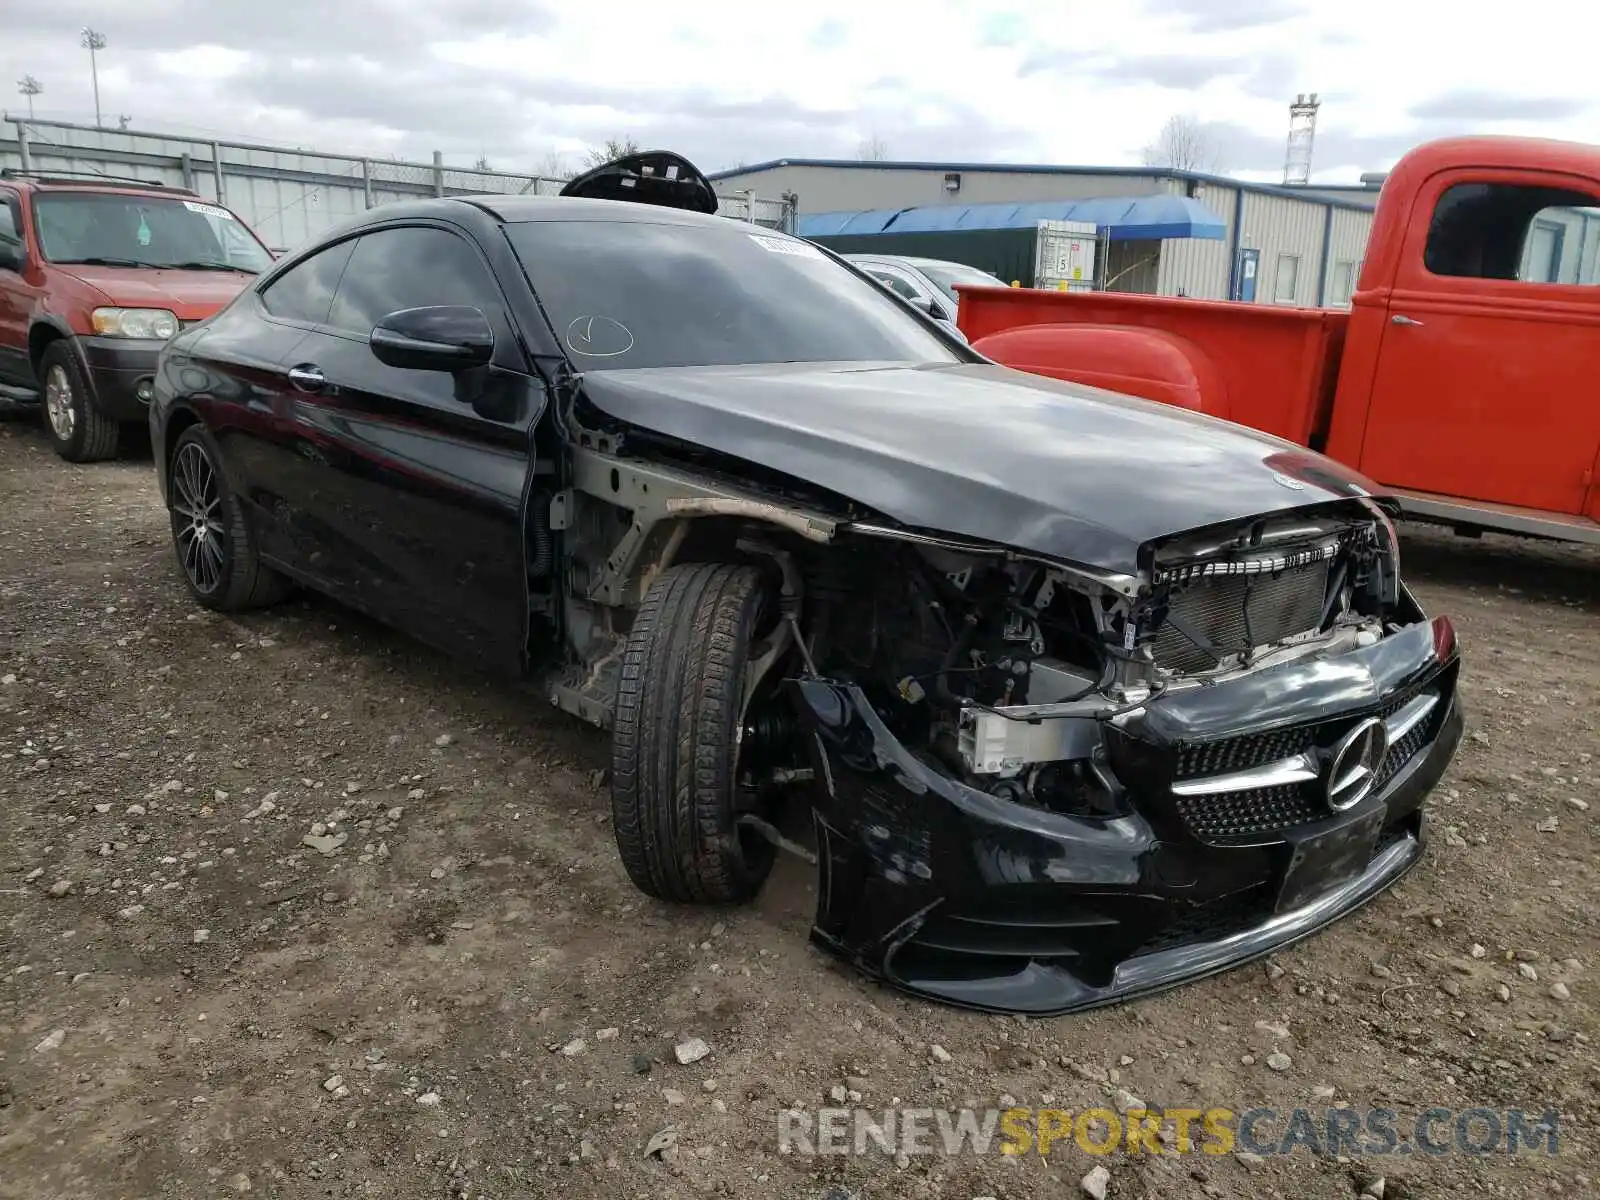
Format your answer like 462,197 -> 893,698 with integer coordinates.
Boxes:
370,305 -> 494,373
0,238 -> 23,274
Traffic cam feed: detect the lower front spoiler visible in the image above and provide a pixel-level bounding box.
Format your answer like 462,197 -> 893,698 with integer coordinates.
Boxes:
814,811 -> 1426,1016
793,613 -> 1463,1016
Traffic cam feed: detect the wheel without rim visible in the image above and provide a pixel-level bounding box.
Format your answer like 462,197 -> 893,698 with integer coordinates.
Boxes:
167,424 -> 292,611
40,341 -> 119,463
610,562 -> 783,905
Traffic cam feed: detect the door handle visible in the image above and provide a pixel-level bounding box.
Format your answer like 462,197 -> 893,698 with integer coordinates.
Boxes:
287,365 -> 326,392
1390,313 -> 1424,327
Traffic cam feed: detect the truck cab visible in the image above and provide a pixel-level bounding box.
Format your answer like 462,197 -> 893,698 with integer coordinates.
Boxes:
957,135 -> 1600,545
1323,136 -> 1600,537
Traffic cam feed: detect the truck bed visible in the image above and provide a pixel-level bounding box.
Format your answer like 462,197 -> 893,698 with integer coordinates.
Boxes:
956,286 -> 1350,449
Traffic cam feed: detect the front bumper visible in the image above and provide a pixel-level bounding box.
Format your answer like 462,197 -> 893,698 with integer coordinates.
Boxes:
791,614 -> 1463,1016
78,336 -> 164,420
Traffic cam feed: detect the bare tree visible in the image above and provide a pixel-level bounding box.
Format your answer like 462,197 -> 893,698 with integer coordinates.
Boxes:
1140,114 -> 1223,173
535,149 -> 574,181
473,154 -> 492,172
856,133 -> 890,162
584,136 -> 641,169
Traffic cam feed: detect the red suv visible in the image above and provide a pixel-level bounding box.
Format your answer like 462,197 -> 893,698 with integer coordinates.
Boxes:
0,171 -> 274,461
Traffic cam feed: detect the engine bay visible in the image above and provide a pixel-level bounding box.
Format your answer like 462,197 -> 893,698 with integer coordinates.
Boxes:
799,507 -> 1404,817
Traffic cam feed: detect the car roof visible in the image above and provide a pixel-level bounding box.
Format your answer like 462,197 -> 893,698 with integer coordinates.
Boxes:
3,180 -> 203,200
461,193 -> 748,231
900,255 -> 995,273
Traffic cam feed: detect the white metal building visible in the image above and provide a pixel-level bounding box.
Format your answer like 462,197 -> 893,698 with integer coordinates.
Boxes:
710,159 -> 1381,308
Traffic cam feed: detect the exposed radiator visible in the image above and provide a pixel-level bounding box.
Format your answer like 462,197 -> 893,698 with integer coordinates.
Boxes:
1151,556 -> 1333,673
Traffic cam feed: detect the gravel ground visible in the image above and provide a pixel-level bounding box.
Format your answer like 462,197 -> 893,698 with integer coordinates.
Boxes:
1,419 -> 1596,1200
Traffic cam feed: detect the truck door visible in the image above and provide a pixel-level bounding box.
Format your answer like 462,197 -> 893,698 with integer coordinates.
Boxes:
1357,168 -> 1600,515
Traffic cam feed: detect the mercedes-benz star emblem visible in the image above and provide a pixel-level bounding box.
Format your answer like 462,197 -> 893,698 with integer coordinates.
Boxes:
1326,717 -> 1389,811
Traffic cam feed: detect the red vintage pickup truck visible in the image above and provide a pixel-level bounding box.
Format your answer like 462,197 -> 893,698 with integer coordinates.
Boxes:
957,135 -> 1600,545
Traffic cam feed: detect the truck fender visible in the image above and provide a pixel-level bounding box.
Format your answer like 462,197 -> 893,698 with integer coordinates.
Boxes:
27,316 -> 92,383
970,323 -> 1231,420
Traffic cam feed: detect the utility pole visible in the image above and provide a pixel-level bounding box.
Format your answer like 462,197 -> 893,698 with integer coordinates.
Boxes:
17,75 -> 42,119
80,28 -> 106,127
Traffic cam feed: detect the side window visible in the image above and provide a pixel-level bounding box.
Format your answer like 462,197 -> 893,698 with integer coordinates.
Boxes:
0,191 -> 21,258
867,268 -> 920,301
327,227 -> 502,336
1273,253 -> 1301,304
259,240 -> 356,324
1424,181 -> 1600,284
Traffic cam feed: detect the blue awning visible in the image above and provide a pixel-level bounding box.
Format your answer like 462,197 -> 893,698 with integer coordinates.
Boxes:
798,193 -> 1226,241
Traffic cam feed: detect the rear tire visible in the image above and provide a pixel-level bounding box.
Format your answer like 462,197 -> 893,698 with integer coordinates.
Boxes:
40,342 -> 119,463
167,425 -> 292,611
610,563 -> 780,904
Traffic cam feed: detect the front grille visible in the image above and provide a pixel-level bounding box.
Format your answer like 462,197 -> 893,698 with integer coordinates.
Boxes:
1151,557 -> 1332,674
1175,783 -> 1321,843
1166,682 -> 1446,845
1176,725 -> 1314,780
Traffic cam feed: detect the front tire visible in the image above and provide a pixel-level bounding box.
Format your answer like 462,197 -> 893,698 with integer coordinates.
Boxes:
611,563 -> 780,905
167,425 -> 291,611
40,342 -> 119,463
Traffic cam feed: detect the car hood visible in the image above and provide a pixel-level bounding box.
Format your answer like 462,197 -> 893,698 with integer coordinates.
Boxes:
54,265 -> 253,320
578,360 -> 1387,577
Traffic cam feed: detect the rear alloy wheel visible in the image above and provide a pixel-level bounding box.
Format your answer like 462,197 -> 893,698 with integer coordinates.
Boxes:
610,562 -> 786,905
167,425 -> 291,611
40,342 -> 119,463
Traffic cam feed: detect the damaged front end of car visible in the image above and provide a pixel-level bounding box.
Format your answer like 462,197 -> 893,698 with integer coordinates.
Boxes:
783,501 -> 1462,1015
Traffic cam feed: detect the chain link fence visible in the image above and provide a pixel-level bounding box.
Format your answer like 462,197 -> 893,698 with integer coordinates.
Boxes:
2,117 -> 795,253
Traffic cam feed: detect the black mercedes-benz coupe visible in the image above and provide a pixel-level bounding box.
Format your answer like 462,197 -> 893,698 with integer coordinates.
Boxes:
150,151 -> 1463,1015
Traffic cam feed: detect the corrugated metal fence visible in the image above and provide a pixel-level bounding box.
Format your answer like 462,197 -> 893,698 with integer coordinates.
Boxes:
0,117 -> 796,253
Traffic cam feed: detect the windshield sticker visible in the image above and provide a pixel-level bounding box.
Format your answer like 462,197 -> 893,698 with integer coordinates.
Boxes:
748,233 -> 824,260
183,200 -> 234,220
565,315 -> 634,358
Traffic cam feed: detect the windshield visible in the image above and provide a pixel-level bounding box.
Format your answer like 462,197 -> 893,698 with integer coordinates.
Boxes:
32,192 -> 272,273
910,259 -> 1008,306
506,219 -> 962,371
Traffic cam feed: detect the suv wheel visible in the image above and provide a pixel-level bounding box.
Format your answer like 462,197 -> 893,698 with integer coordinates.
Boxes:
611,562 -> 781,904
40,342 -> 120,463
167,425 -> 292,611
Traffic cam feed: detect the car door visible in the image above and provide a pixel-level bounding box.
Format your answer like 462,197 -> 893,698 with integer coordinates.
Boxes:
272,222 -> 540,670
1358,170 -> 1600,515
0,187 -> 34,386
194,235 -> 357,567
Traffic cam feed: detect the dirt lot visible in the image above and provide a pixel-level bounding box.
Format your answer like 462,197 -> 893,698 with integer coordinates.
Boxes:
1,419 -> 1596,1200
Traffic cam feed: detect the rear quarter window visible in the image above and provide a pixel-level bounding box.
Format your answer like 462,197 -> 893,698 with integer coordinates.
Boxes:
259,240 -> 357,325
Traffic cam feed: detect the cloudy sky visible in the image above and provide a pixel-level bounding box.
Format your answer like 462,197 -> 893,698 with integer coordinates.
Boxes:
3,0 -> 1594,184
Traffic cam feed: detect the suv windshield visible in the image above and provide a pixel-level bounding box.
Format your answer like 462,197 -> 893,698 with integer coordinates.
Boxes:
909,259 -> 1007,305
506,219 -> 962,371
32,191 -> 273,273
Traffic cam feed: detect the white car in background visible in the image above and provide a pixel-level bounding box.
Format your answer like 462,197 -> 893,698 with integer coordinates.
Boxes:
845,253 -> 1008,330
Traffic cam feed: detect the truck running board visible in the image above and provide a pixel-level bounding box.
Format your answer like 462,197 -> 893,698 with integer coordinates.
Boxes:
0,381 -> 41,408
1389,488 -> 1600,547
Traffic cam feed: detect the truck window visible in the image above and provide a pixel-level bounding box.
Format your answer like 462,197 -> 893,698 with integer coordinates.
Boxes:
1423,181 -> 1600,284
0,195 -> 19,248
